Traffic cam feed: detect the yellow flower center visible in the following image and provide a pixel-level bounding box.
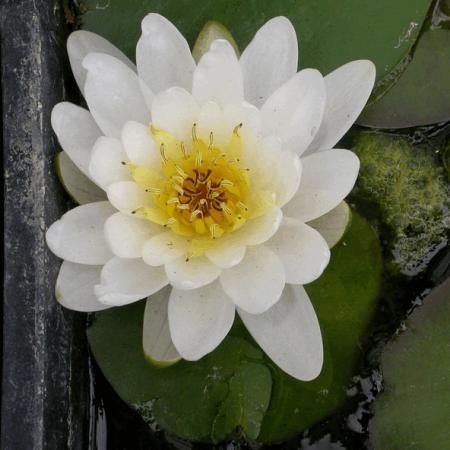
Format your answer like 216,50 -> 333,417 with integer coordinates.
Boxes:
127,123 -> 274,258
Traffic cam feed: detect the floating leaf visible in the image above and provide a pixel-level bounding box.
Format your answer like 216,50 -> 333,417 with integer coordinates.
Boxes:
88,210 -> 381,444
79,0 -> 432,92
370,279 -> 450,450
55,151 -> 105,204
359,29 -> 450,128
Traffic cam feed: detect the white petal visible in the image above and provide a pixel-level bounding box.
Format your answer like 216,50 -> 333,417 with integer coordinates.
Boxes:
88,136 -> 131,189
67,30 -> 135,95
168,280 -> 235,360
220,245 -> 285,314
95,257 -> 168,306
137,13 -> 195,93
142,232 -> 187,266
151,87 -> 199,142
192,39 -> 244,108
165,256 -> 221,290
308,60 -> 376,153
107,181 -> 153,214
283,149 -> 359,222
196,101 -> 228,147
308,201 -> 351,249
266,218 -> 330,284
239,284 -> 323,381
261,69 -> 326,155
223,102 -> 262,144
235,207 -> 283,246
206,242 -> 246,269
83,53 -> 151,138
51,102 -> 102,177
55,261 -> 110,312
240,17 -> 298,107
269,148 -> 302,207
46,202 -> 115,265
104,212 -> 160,258
143,286 -> 180,366
122,121 -> 159,167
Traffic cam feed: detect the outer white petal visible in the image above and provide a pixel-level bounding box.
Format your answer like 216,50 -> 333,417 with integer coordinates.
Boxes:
261,69 -> 326,155
95,257 -> 168,306
51,102 -> 102,177
239,284 -> 323,381
240,17 -> 298,107
137,13 -> 195,93
268,148 -> 302,207
192,39 -> 244,108
122,121 -> 159,167
55,261 -> 110,312
151,87 -> 199,142
88,136 -> 131,189
308,201 -> 351,249
142,232 -> 187,266
165,256 -> 221,290
266,217 -> 330,284
283,149 -> 359,222
220,245 -> 285,314
83,53 -> 151,138
143,286 -> 180,365
46,202 -> 114,265
308,60 -> 376,153
206,243 -> 246,269
107,181 -> 153,214
168,280 -> 235,360
67,30 -> 135,95
104,212 -> 160,258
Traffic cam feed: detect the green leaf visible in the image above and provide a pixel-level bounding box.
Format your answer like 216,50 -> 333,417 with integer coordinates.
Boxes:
55,151 -> 105,204
211,361 -> 272,442
79,0 -> 432,90
370,279 -> 450,450
359,29 -> 450,128
88,210 -> 382,444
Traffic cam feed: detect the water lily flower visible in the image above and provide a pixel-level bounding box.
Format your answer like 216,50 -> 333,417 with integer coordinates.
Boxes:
46,14 -> 375,381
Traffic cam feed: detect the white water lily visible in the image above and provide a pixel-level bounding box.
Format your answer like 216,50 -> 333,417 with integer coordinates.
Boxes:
47,14 -> 375,381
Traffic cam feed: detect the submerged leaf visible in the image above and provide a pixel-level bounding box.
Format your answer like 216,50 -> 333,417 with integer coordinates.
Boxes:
370,279 -> 450,450
359,29 -> 450,128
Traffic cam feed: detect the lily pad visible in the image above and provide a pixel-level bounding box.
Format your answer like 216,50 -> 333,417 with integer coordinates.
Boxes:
88,210 -> 382,443
370,279 -> 450,450
79,0 -> 432,90
359,29 -> 450,128
55,151 -> 105,204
